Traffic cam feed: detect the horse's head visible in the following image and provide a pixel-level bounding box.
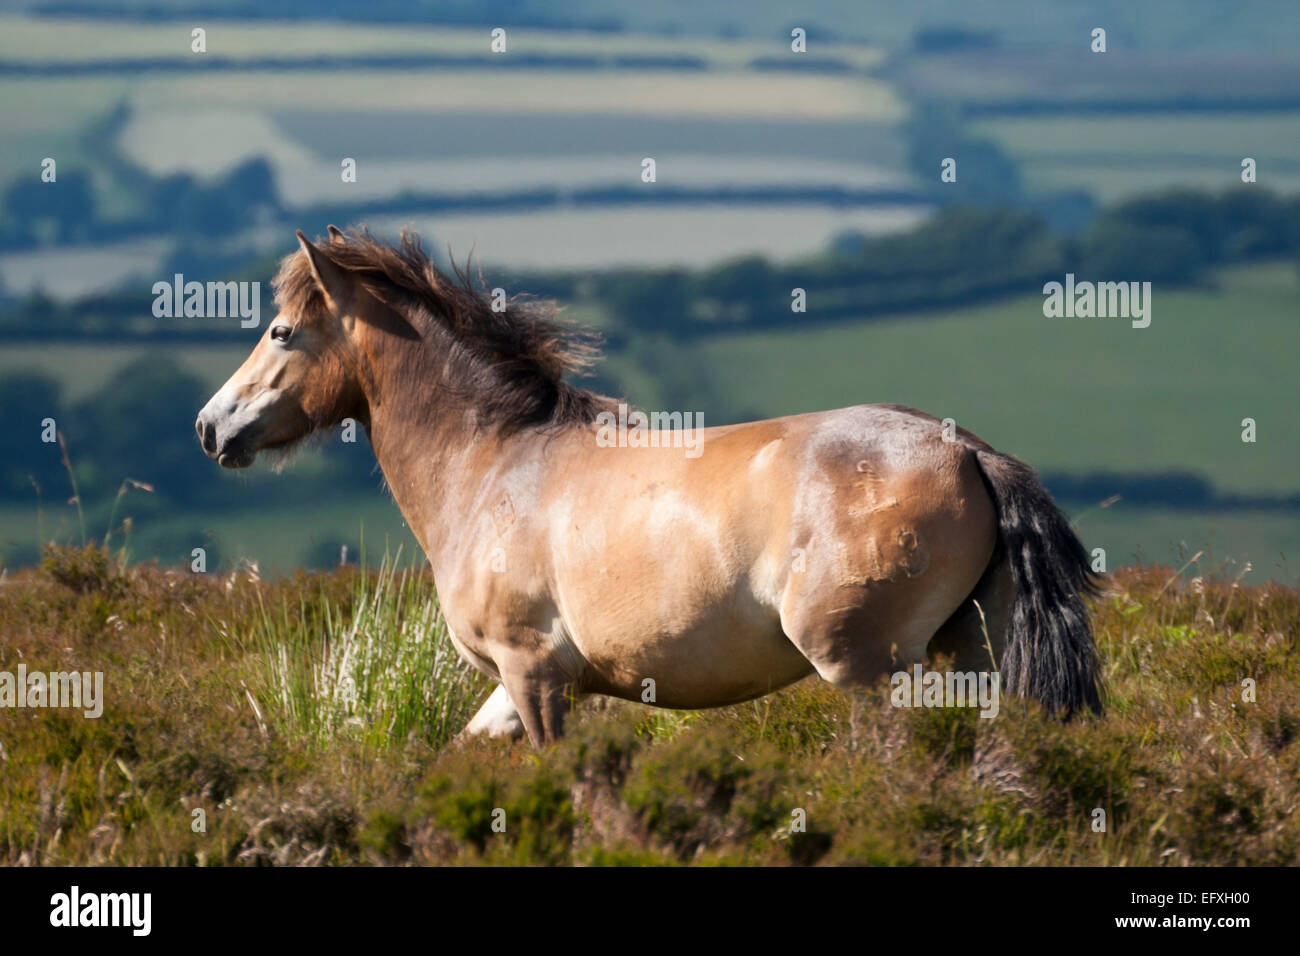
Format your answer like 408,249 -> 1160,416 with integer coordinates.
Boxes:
197,228 -> 364,468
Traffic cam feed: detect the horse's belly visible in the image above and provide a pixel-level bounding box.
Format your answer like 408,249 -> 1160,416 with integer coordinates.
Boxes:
549,429 -> 813,707
568,593 -> 813,708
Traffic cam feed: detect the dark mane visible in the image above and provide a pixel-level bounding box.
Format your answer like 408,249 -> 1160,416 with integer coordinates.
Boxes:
273,227 -> 617,433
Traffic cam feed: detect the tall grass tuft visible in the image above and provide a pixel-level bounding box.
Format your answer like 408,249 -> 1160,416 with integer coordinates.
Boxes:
247,553 -> 489,750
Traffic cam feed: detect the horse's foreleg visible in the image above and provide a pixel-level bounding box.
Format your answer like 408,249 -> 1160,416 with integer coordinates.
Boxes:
498,656 -> 577,747
461,683 -> 526,740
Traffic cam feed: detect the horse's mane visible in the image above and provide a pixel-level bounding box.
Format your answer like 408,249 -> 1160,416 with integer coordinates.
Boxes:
273,227 -> 617,433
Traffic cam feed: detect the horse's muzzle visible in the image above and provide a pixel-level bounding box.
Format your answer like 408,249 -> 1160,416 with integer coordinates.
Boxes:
196,414 -> 255,469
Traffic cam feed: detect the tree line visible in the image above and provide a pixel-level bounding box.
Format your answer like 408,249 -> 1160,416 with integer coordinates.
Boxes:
4,187 -> 1297,343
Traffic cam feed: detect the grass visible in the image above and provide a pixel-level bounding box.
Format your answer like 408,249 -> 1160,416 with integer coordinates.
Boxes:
11,465 -> 1294,585
241,551 -> 488,750
0,548 -> 1296,865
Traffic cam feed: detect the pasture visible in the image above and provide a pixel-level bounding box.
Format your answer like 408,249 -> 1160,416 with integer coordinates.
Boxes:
1,550 -> 1295,865
972,113 -> 1300,203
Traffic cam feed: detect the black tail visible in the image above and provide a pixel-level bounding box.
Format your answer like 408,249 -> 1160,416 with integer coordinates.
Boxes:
972,448 -> 1103,716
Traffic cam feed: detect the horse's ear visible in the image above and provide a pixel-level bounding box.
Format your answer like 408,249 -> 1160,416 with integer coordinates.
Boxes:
296,230 -> 350,309
326,224 -> 345,243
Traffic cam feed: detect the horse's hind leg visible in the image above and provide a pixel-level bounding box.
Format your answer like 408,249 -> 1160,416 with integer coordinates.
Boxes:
779,528 -> 995,743
927,549 -> 1014,673
779,449 -> 999,742
780,526 -> 989,690
782,583 -> 958,746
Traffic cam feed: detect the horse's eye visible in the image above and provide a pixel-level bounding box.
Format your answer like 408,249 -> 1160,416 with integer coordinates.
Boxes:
270,326 -> 292,343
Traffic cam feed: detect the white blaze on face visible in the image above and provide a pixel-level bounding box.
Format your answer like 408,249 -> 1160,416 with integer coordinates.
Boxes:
197,327 -> 300,467
201,380 -> 279,449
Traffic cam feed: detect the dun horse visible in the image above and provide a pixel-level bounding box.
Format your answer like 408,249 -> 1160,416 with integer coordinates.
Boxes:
197,227 -> 1102,747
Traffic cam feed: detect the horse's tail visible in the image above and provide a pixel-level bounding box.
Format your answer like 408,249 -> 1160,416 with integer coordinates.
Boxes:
970,447 -> 1103,717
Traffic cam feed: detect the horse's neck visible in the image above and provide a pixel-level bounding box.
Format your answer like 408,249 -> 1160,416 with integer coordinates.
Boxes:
350,321 -> 459,558
365,403 -> 473,562
354,318 -> 561,567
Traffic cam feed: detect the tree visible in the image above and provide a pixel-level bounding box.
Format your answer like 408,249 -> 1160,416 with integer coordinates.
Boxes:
1081,220 -> 1205,284
0,372 -> 64,499
3,168 -> 96,243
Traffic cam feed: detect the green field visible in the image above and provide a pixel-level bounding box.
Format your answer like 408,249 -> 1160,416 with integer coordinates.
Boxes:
0,14 -> 903,187
0,69 -> 902,185
973,113 -> 1300,202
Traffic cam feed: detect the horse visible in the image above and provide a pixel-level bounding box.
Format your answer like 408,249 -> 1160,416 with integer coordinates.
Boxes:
196,226 -> 1103,747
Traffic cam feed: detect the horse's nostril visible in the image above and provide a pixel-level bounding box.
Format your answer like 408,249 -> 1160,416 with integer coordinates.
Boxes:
197,418 -> 217,455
